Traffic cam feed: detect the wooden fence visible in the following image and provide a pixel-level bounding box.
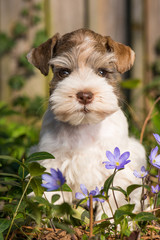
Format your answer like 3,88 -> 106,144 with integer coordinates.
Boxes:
0,0 -> 160,122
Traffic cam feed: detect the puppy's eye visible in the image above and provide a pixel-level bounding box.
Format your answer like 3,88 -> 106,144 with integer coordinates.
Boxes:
97,68 -> 109,78
58,69 -> 71,78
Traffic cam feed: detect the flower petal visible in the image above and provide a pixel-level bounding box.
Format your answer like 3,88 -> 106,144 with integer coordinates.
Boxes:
133,170 -> 140,178
50,168 -> 58,179
119,151 -> 130,162
41,182 -> 59,190
104,162 -> 116,169
57,169 -> 66,185
114,147 -> 120,160
106,151 -> 115,163
141,166 -> 146,172
153,133 -> 160,145
75,192 -> 85,200
149,146 -> 158,161
155,155 -> 160,162
80,184 -> 88,196
87,199 -> 90,207
89,190 -> 97,196
41,174 -> 53,182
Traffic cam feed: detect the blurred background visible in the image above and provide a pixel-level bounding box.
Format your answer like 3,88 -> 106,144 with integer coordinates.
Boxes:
0,0 -> 160,161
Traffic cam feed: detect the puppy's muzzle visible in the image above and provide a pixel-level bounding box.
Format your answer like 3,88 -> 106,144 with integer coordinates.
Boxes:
76,91 -> 93,105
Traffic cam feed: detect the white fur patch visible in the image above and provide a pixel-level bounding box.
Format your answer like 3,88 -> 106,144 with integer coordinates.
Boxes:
49,67 -> 119,125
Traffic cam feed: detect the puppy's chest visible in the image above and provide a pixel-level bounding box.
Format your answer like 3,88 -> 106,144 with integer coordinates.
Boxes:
40,126 -> 118,173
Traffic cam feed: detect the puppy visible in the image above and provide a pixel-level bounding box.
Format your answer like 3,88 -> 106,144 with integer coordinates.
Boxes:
27,29 -> 146,219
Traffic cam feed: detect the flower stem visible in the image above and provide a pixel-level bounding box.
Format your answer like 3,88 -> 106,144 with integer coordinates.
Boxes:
140,178 -> 145,211
107,198 -> 114,217
5,176 -> 33,240
112,169 -> 119,209
153,169 -> 160,214
153,194 -> 158,213
43,193 -> 56,232
100,202 -> 106,215
89,195 -> 93,238
60,186 -> 65,202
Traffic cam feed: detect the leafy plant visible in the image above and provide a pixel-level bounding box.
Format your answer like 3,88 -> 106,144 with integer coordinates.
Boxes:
0,33 -> 14,57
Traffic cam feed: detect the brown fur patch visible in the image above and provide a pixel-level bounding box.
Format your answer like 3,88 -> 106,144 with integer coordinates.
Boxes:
27,28 -> 135,77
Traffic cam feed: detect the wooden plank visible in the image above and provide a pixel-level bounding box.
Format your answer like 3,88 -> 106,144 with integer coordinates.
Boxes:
130,0 -> 144,123
49,0 -> 85,36
89,0 -> 127,43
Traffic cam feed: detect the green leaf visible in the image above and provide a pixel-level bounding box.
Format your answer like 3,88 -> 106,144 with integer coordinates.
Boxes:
32,196 -> 51,207
114,204 -> 135,224
118,204 -> 135,212
0,232 -> 3,240
104,171 -> 116,196
12,22 -> 27,37
30,177 -> 44,196
28,162 -> 46,177
114,210 -> 135,225
127,184 -> 150,196
26,151 -> 55,162
0,180 -> 21,187
73,206 -> 89,224
110,186 -> 127,197
52,183 -> 72,192
134,212 -> 157,222
81,235 -> 88,240
121,78 -> 141,89
54,221 -> 73,234
0,173 -> 22,180
93,221 -> 110,235
0,155 -> 28,170
60,184 -> 72,192
33,30 -> 48,48
26,200 -> 42,225
101,213 -> 109,220
151,106 -> 160,133
0,32 -> 14,56
120,218 -> 131,237
8,75 -> 25,90
51,194 -> 60,204
76,198 -> 88,208
0,219 -> 11,233
56,202 -> 75,217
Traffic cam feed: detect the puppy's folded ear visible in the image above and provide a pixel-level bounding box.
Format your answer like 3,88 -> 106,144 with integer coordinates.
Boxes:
27,33 -> 60,76
105,36 -> 135,74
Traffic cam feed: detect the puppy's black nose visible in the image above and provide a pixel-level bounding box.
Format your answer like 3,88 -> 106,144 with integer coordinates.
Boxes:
76,91 -> 93,105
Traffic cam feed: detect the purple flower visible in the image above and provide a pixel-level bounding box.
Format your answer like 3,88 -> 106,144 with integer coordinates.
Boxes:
41,168 -> 66,191
90,187 -> 105,203
133,166 -> 148,178
153,133 -> 160,145
149,146 -> 160,169
151,185 -> 160,194
103,147 -> 131,170
75,185 -> 104,207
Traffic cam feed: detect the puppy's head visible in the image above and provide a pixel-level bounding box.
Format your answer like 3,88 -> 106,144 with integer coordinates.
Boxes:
27,29 -> 135,125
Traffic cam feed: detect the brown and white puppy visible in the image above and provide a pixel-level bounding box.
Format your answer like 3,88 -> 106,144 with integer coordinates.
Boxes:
27,29 -> 146,219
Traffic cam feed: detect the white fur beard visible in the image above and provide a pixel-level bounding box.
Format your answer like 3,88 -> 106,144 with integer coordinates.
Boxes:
49,68 -> 119,126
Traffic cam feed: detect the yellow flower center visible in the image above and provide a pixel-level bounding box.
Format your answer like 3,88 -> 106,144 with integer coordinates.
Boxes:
116,162 -> 120,166
56,180 -> 61,186
153,159 -> 156,163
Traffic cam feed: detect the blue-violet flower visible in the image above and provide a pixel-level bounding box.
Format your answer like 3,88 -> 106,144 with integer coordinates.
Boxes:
153,133 -> 160,145
149,146 -> 160,169
103,147 -> 131,170
75,184 -> 104,206
151,185 -> 160,194
41,168 -> 66,191
133,166 -> 148,178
